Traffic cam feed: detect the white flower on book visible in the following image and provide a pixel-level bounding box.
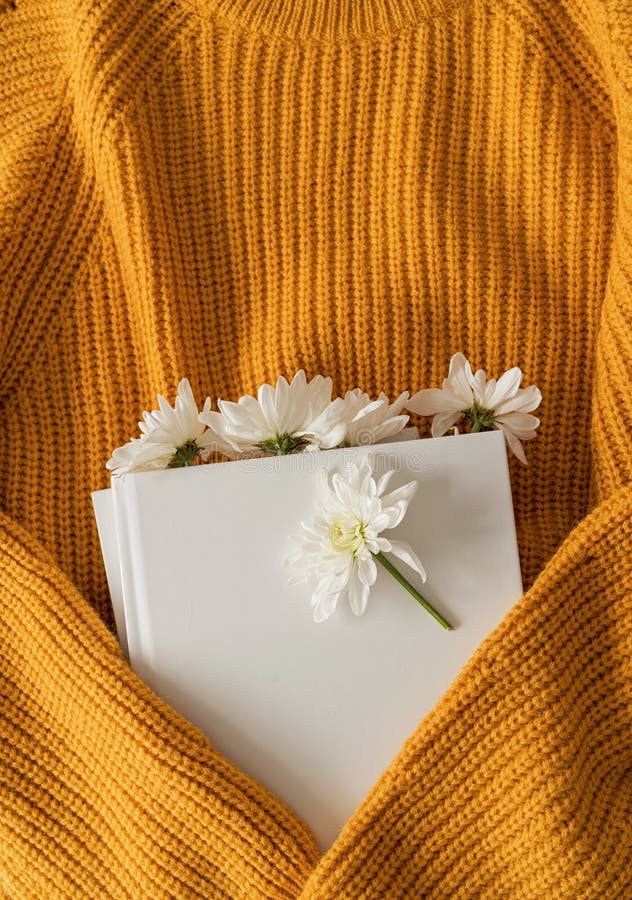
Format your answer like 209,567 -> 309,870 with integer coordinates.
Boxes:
407,353 -> 541,464
286,461 -> 452,629
320,388 -> 410,447
199,370 -> 346,457
107,378 -> 225,475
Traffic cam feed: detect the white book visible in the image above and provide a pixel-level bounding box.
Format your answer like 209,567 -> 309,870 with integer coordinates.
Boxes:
93,430 -> 522,851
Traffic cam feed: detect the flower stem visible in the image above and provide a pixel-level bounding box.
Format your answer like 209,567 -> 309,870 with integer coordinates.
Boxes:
168,440 -> 200,468
258,433 -> 311,455
464,405 -> 495,433
374,552 -> 453,631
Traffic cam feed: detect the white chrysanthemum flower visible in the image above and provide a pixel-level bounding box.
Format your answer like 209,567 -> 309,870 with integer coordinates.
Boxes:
314,388 -> 410,447
407,354 -> 475,438
199,370 -> 346,457
107,378 -> 226,475
407,353 -> 542,464
286,462 -> 431,624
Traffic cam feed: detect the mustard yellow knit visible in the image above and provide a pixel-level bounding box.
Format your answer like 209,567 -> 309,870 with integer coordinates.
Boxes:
0,0 -> 630,896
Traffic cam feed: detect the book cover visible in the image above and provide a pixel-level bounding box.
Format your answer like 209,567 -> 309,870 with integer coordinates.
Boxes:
93,430 -> 522,850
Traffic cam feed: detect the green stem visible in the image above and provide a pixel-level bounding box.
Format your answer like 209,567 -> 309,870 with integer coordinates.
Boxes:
168,440 -> 200,468
471,420 -> 482,433
375,551 -> 453,631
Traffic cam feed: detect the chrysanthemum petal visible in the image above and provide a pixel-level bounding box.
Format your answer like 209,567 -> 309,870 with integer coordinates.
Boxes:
470,369 -> 489,406
380,480 -> 418,509
351,398 -> 385,422
494,411 -> 540,437
388,540 -> 427,581
306,373 -> 334,418
376,470 -> 395,496
331,471 -> 360,509
312,590 -> 340,623
217,397 -> 265,433
494,384 -> 542,415
357,464 -> 376,498
367,416 -> 410,445
348,575 -> 370,616
446,352 -> 476,402
257,382 -> 280,432
309,420 -> 347,449
386,390 -> 410,416
307,401 -> 346,441
357,554 -> 378,587
370,509 -> 401,531
157,394 -> 172,415
496,426 -> 528,464
407,388 -> 461,417
431,410 -> 462,437
106,439 -> 175,474
486,366 -> 522,409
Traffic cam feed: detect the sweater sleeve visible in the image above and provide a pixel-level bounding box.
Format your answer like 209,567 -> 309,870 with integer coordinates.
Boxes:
0,5 -> 320,896
0,512 -> 320,898
299,481 -> 632,898
590,0 -> 632,496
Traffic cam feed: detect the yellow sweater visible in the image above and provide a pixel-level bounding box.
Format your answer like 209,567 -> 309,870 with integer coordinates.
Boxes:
1,0 -> 630,895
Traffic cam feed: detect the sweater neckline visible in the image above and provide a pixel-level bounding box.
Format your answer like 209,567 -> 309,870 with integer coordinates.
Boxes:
190,0 -> 463,42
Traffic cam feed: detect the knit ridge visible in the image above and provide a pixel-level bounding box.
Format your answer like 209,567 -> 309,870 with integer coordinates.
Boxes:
1,0 -> 631,896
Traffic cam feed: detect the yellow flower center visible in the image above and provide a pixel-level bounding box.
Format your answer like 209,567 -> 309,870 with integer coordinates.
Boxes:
329,519 -> 365,555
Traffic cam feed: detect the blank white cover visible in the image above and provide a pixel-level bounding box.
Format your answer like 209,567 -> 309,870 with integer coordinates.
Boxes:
94,431 -> 522,850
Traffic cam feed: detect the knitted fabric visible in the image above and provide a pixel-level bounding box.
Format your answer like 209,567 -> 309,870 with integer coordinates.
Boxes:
0,0 -> 630,896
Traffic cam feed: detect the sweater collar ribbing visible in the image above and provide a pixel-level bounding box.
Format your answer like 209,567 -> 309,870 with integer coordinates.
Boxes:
191,0 -> 463,41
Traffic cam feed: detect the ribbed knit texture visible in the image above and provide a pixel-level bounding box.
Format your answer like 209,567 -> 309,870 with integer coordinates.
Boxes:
0,0 -> 630,896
